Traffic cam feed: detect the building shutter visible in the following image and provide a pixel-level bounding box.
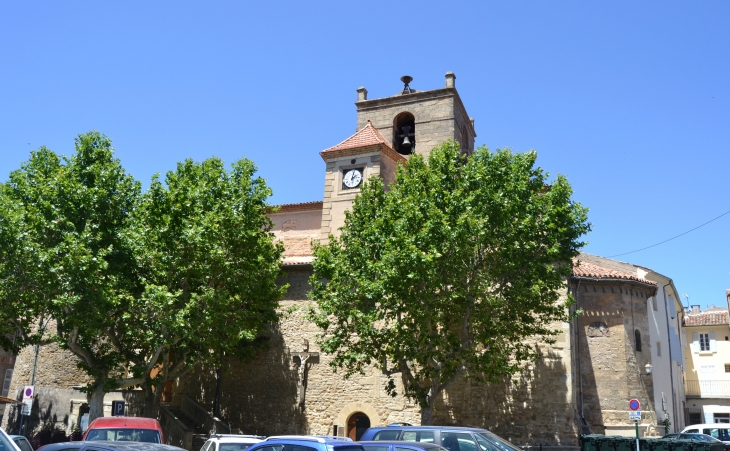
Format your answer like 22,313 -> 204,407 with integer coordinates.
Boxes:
710,332 -> 717,352
705,412 -> 714,424
1,369 -> 12,397
693,332 -> 699,353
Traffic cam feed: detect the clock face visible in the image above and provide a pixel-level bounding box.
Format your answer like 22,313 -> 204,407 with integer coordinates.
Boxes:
343,168 -> 363,189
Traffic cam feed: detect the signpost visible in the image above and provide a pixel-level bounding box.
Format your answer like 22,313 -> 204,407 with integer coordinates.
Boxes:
629,399 -> 641,451
21,386 -> 34,416
111,400 -> 125,416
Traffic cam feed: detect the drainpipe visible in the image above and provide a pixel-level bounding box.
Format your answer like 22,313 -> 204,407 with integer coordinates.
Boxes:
662,282 -> 677,433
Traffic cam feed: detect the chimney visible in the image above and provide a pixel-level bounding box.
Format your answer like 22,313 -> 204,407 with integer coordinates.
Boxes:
691,304 -> 701,314
445,72 -> 456,88
357,87 -> 368,101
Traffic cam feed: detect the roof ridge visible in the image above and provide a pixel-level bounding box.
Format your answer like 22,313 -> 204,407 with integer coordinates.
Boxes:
321,120 -> 393,153
573,259 -> 657,286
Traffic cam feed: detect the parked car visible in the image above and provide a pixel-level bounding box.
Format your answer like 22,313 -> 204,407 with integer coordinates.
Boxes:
37,441 -> 185,451
0,428 -> 22,451
359,426 -> 522,451
201,435 -> 266,451
358,440 -> 447,451
662,434 -> 730,451
682,425 -> 730,445
8,436 -> 33,451
247,436 -> 362,451
83,417 -> 165,444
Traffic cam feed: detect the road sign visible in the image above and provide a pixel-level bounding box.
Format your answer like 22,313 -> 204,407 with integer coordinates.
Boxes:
21,385 -> 34,416
629,399 -> 641,411
629,411 -> 642,421
111,400 -> 125,416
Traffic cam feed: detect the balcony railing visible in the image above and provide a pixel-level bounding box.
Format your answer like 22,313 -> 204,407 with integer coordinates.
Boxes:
686,380 -> 730,397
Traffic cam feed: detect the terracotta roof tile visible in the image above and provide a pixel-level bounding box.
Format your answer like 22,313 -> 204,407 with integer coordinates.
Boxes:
572,260 -> 657,286
321,121 -> 393,153
684,309 -> 730,326
273,201 -> 323,213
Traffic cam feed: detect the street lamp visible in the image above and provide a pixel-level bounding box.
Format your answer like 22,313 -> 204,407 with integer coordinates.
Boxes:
645,363 -> 653,374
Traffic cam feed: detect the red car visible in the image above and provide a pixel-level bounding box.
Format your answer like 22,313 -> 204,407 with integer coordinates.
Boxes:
83,416 -> 165,444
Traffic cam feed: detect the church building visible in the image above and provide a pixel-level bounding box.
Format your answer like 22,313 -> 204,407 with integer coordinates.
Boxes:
2,73 -> 686,450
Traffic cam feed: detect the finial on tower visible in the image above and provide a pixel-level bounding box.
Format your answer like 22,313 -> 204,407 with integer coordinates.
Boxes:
401,75 -> 413,94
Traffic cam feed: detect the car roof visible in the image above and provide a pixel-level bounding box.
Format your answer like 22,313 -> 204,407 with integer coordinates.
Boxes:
683,424 -> 730,429
38,441 -> 185,451
88,417 -> 161,429
261,437 -> 356,447
358,441 -> 444,449
210,436 -> 264,443
367,427 -> 489,433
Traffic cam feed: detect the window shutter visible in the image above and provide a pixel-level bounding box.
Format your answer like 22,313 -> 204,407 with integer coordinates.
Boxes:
710,332 -> 717,352
693,333 -> 699,353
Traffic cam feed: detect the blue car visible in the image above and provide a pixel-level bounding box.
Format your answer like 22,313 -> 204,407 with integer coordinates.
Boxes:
247,436 -> 364,451
359,426 -> 522,451
358,440 -> 447,451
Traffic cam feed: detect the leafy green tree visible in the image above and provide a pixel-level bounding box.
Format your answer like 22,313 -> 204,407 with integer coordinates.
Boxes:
124,157 -> 286,416
0,132 -> 142,420
0,132 -> 285,420
309,142 -> 590,425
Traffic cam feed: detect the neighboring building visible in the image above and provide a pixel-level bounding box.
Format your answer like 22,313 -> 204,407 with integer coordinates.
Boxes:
0,340 -> 17,424
682,294 -> 730,425
1,73 -> 687,448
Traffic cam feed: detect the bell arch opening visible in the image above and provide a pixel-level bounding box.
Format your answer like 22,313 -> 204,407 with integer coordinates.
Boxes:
393,112 -> 415,155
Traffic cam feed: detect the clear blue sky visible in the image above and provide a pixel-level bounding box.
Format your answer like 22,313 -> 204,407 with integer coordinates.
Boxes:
1,1 -> 728,308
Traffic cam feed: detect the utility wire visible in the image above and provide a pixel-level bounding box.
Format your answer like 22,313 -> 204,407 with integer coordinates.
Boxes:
608,208 -> 730,258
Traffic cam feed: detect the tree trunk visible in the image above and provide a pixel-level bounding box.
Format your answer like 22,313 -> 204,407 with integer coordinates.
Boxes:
87,380 -> 106,422
142,383 -> 157,418
420,404 -> 434,425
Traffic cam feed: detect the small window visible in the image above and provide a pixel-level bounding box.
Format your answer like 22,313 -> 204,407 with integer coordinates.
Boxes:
725,364 -> 730,373
657,342 -> 661,357
714,413 -> 730,424
635,330 -> 642,352
700,333 -> 711,351
652,297 -> 658,311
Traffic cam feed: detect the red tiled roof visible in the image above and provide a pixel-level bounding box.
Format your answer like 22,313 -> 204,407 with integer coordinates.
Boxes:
684,309 -> 730,326
321,121 -> 393,153
273,201 -> 323,213
572,260 -> 657,286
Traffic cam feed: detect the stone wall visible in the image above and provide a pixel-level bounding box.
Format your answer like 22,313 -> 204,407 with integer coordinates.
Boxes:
572,280 -> 658,436
179,266 -> 580,446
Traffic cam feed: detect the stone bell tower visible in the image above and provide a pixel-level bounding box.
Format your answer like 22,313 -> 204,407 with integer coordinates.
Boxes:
319,72 -> 476,242
355,72 -> 476,157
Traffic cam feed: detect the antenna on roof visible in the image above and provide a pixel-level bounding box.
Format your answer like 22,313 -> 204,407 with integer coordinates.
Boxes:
683,294 -> 689,309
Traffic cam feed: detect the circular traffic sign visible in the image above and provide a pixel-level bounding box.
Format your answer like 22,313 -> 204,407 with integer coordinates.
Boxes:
629,399 -> 641,411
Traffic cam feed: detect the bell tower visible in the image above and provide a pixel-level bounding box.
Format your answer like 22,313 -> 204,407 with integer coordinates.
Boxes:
355,72 -> 476,157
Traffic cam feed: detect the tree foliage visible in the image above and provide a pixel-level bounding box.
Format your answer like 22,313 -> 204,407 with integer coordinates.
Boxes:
309,142 -> 590,424
0,132 -> 285,420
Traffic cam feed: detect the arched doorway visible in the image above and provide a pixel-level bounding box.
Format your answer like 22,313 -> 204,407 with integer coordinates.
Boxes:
347,412 -> 371,441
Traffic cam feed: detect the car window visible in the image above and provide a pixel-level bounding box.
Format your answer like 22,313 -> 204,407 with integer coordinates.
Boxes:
363,446 -> 390,451
13,439 -> 32,451
396,447 -> 416,451
702,429 -> 730,440
0,433 -> 16,451
402,432 -> 435,443
442,433 -> 478,451
474,434 -> 500,451
373,431 -> 401,441
221,444 -> 257,451
285,446 -> 316,451
478,433 -> 521,451
686,430 -> 699,434
333,447 -> 365,451
253,446 -> 284,451
201,441 -> 213,451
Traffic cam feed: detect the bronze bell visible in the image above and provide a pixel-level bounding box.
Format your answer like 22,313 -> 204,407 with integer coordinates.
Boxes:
401,125 -> 412,148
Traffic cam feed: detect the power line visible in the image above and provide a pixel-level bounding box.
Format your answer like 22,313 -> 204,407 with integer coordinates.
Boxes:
608,208 -> 730,258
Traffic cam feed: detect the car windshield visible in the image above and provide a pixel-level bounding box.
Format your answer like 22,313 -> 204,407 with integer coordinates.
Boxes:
86,428 -> 161,443
478,433 -> 522,451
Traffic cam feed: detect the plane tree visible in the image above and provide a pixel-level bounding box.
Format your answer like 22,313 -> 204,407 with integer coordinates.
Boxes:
0,132 -> 285,421
309,141 -> 590,425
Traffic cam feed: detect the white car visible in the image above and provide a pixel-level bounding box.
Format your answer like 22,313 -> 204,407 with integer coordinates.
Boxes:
201,434 -> 266,451
0,428 -> 22,451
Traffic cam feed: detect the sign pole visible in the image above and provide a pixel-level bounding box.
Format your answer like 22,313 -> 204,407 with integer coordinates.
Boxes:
635,420 -> 640,451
